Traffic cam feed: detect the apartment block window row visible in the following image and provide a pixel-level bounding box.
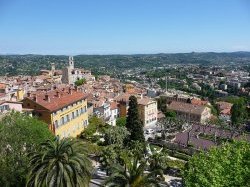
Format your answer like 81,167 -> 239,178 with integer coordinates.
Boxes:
82,119 -> 88,127
146,117 -> 157,124
0,105 -> 10,112
54,106 -> 87,129
53,101 -> 85,116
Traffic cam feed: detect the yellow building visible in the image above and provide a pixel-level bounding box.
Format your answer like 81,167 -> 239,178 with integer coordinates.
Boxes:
138,97 -> 158,127
123,84 -> 135,93
115,93 -> 158,127
22,88 -> 88,138
17,89 -> 24,101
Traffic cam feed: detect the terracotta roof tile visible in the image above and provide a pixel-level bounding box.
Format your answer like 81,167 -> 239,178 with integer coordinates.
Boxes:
110,102 -> 118,110
26,89 -> 87,112
168,101 -> 206,115
138,97 -> 154,105
191,99 -> 208,106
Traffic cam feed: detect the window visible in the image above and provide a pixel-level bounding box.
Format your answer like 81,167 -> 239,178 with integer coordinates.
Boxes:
54,120 -> 58,129
83,120 -> 88,127
66,115 -> 70,122
72,112 -> 75,119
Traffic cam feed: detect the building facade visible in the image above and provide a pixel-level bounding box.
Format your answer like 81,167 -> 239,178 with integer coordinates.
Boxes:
138,98 -> 158,127
22,88 -> 88,138
167,101 -> 211,124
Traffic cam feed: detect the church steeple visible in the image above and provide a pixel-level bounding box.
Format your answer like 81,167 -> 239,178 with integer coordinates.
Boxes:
69,56 -> 74,69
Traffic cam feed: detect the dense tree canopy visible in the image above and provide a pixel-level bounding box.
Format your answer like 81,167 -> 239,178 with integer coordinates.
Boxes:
81,116 -> 105,140
183,141 -> 250,187
165,110 -> 176,118
0,112 -> 54,187
231,97 -> 247,127
104,126 -> 130,146
116,117 -> 126,127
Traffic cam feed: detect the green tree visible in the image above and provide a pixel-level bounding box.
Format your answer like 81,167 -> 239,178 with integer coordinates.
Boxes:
26,138 -> 93,187
147,145 -> 169,172
81,116 -> 105,141
99,145 -> 120,173
128,140 -> 146,159
75,78 -> 86,86
104,126 -> 130,146
0,112 -> 54,187
125,96 -> 145,144
165,110 -> 176,118
183,141 -> 250,187
104,156 -> 162,187
157,96 -> 167,113
231,98 -> 247,127
116,117 -> 126,127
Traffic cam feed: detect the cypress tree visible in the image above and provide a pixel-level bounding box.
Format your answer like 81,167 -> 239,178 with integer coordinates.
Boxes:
231,98 -> 246,128
125,96 -> 145,144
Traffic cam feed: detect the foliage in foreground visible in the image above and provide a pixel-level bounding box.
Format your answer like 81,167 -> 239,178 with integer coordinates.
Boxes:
183,141 -> 250,187
0,112 -> 54,187
26,138 -> 93,187
104,156 -> 163,187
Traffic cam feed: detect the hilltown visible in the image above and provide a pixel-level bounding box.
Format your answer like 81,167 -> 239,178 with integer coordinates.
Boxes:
0,57 -> 250,150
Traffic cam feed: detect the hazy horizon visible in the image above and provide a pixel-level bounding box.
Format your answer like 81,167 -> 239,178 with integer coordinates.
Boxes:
1,51 -> 250,56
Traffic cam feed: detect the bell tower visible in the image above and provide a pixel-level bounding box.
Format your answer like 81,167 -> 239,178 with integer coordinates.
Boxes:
51,63 -> 55,76
69,56 -> 74,70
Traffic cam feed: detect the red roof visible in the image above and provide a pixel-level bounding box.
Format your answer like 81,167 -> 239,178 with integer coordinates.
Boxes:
220,108 -> 231,115
191,99 -> 208,106
25,89 -> 87,112
0,83 -> 6,89
110,102 -> 118,110
216,101 -> 233,110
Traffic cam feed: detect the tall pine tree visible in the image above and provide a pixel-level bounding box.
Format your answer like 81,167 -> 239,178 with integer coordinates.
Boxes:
125,96 -> 145,144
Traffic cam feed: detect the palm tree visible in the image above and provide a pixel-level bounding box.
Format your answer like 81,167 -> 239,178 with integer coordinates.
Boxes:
26,138 -> 93,187
146,145 -> 168,172
104,156 -> 163,187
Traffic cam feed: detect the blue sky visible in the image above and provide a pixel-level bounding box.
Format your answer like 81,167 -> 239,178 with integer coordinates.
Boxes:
0,0 -> 250,54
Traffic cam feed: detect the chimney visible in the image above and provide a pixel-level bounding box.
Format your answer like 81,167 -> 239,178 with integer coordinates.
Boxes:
33,94 -> 37,102
45,93 -> 50,102
56,91 -> 60,98
69,88 -> 73,95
